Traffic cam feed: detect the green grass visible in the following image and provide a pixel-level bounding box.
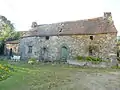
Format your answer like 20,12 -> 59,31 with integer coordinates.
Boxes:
0,60 -> 120,90
0,70 -> 28,90
0,61 -> 79,90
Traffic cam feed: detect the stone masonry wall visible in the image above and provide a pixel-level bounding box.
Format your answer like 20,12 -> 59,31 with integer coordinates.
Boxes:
20,33 -> 117,61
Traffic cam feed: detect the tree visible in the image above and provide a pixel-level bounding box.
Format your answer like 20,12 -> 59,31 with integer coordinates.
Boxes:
0,15 -> 19,54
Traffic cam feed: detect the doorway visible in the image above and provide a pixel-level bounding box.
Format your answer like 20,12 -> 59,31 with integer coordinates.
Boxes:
60,46 -> 68,61
9,48 -> 13,57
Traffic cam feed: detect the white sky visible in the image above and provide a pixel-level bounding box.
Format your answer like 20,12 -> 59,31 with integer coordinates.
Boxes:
0,0 -> 120,35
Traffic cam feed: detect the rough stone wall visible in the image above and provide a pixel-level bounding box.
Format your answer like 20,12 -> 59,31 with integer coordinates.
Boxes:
20,33 -> 117,61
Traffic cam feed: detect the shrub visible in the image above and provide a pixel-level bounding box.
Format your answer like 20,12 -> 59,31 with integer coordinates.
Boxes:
76,56 -> 83,60
86,56 -> 92,61
96,57 -> 102,62
0,64 -> 14,81
76,55 -> 103,64
28,58 -> 36,64
86,56 -> 102,62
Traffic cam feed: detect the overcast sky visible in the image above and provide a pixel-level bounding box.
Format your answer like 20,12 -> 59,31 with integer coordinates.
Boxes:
0,0 -> 120,35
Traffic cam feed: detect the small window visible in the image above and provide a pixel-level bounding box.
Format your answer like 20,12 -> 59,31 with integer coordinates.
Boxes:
59,28 -> 62,32
28,46 -> 32,53
90,36 -> 93,40
46,36 -> 49,40
117,52 -> 119,57
43,47 -> 47,52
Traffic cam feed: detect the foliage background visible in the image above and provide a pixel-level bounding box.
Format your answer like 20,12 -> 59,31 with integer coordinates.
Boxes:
0,15 -> 20,55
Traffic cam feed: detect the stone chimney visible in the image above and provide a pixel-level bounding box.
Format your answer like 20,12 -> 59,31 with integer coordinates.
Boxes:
104,12 -> 113,23
104,12 -> 112,19
31,22 -> 38,28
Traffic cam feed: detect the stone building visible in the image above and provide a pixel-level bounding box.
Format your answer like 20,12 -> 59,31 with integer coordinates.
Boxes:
20,12 -> 117,61
4,31 -> 28,56
4,40 -> 19,56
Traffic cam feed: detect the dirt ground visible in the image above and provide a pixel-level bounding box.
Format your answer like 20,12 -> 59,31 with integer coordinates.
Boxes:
55,70 -> 120,90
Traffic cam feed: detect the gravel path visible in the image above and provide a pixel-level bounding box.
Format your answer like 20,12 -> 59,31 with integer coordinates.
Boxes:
54,71 -> 120,90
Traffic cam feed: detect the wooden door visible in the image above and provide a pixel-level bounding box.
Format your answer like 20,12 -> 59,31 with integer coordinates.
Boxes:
61,46 -> 68,61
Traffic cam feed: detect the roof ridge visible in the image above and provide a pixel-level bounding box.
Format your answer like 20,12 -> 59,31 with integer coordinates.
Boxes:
37,17 -> 103,26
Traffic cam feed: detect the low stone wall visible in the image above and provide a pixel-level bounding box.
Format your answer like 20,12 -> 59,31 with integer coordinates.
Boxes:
67,60 -> 117,68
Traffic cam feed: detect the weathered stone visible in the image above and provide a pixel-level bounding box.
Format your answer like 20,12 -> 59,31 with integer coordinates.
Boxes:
67,60 -> 110,68
67,60 -> 87,66
17,12 -> 117,64
99,62 -> 107,68
118,64 -> 120,67
19,33 -> 117,62
86,62 -> 92,67
109,53 -> 118,66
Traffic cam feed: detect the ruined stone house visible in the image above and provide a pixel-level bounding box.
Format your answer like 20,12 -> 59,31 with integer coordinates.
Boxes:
4,31 -> 28,56
19,12 -> 117,61
4,40 -> 19,56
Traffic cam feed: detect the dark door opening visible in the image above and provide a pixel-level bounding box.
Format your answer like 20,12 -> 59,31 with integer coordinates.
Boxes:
9,48 -> 13,57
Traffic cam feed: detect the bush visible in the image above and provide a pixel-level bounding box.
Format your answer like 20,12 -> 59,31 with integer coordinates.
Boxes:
86,56 -> 93,61
96,57 -> 102,62
0,64 -> 14,81
86,56 -> 102,62
76,56 -> 83,60
28,58 -> 36,64
76,55 -> 103,64
85,56 -> 103,64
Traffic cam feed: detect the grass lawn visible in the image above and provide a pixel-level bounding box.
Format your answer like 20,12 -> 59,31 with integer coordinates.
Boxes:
0,61 -> 120,90
0,61 -> 80,90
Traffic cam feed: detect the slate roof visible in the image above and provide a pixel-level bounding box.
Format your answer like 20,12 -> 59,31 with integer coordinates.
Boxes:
22,15 -> 117,37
